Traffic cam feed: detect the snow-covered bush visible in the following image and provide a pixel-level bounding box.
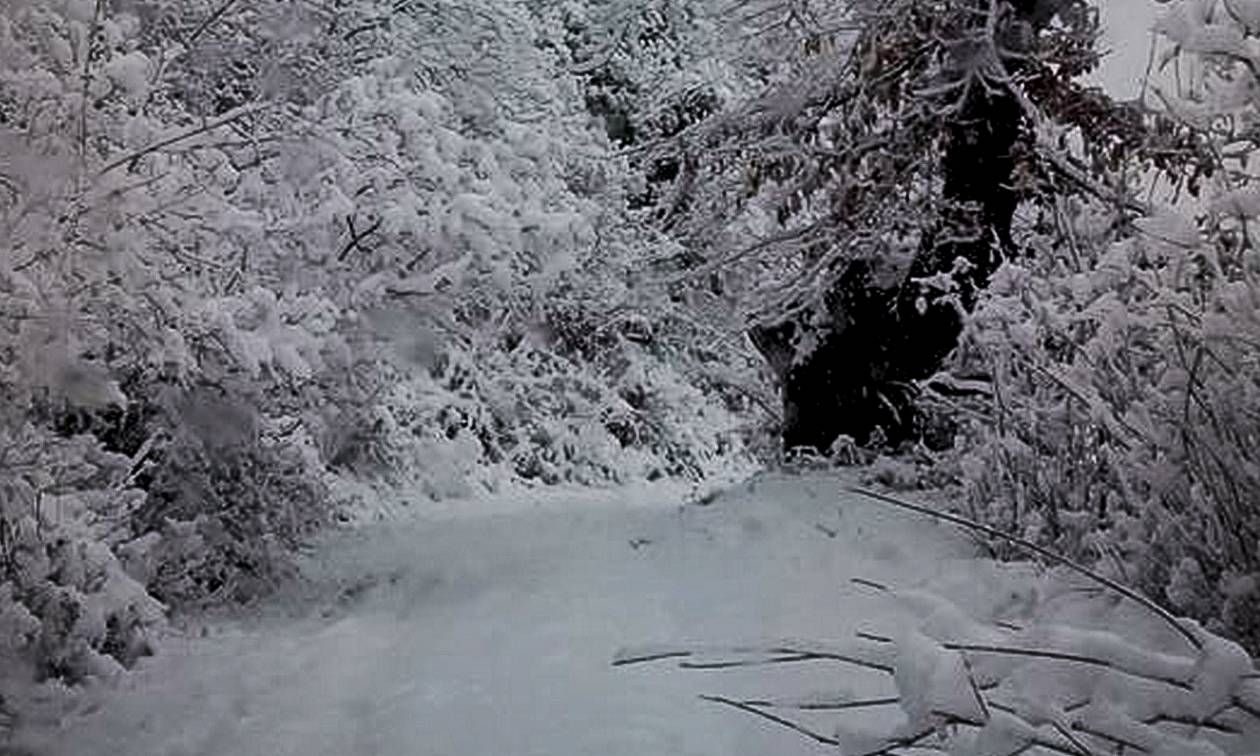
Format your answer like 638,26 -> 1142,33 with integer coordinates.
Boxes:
0,0 -> 355,676
0,423 -> 163,683
949,201 -> 1260,651
333,238 -> 761,497
0,0 -> 763,683
938,0 -> 1260,654
273,0 -> 762,494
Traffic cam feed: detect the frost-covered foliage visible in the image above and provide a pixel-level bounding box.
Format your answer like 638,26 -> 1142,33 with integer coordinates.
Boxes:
940,0 -> 1260,653
625,0 -> 1107,323
288,1 -> 762,493
0,0 -> 758,685
0,427 -> 163,685
532,0 -> 748,148
949,201 -> 1260,653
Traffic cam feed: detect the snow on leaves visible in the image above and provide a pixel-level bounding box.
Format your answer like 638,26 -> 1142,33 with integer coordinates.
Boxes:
0,0 -> 762,690
952,13 -> 1260,651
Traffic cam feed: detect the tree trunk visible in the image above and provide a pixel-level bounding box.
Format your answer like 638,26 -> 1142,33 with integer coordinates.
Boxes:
753,6 -> 1029,453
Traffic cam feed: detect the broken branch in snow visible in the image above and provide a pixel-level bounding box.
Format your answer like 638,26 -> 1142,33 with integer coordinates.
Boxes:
699,694 -> 840,746
846,486 -> 1204,652
850,576 -> 890,592
736,694 -> 901,712
614,641 -> 894,674
680,653 -> 820,669
858,631 -> 1194,690
620,494 -> 1258,756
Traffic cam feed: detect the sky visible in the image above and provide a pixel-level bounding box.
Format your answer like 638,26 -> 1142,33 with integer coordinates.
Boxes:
1095,0 -> 1162,100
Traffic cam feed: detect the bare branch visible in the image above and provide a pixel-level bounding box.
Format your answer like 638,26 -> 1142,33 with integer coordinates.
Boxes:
96,102 -> 278,177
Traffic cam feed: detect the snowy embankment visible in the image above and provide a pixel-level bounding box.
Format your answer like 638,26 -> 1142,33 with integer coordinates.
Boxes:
11,472 -> 1260,755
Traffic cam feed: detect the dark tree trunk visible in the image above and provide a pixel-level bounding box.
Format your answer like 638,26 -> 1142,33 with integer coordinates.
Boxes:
753,6 -> 1031,454
893,84 -> 1022,379
751,257 -> 911,452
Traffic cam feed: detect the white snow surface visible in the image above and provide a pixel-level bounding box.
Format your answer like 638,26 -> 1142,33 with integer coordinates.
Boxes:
10,471 -> 1260,755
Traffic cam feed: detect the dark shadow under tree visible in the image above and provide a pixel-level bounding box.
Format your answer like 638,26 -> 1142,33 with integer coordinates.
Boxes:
751,0 -> 1060,453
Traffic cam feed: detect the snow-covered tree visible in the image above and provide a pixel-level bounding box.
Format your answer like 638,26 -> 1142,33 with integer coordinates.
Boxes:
0,0 -> 759,684
639,0 -> 1155,452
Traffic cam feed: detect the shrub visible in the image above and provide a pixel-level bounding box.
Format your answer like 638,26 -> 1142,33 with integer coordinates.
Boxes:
0,0 -> 767,688
922,0 -> 1260,655
943,196 -> 1260,652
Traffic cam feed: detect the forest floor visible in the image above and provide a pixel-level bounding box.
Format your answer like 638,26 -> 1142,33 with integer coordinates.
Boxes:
10,471 -> 1258,755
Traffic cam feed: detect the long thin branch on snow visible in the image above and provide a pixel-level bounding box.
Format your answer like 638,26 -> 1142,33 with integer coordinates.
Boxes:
847,486 -> 1204,652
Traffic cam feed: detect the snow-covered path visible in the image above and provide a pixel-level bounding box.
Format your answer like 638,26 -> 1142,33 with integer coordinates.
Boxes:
21,473 -> 987,756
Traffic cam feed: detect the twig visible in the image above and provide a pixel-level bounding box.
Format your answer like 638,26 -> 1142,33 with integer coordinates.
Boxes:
1144,713 -> 1241,735
96,102 -> 277,177
186,0 -> 242,46
857,631 -> 1192,689
761,646 -> 893,673
699,694 -> 840,746
611,650 -> 692,666
338,214 -> 383,261
680,653 -> 819,669
615,643 -> 893,674
78,0 -> 106,179
1233,694 -> 1260,721
739,694 -> 901,711
948,644 -> 1190,689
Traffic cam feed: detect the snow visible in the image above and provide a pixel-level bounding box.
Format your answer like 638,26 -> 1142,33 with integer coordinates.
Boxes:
892,629 -> 988,728
1232,0 -> 1260,33
1184,24 -> 1250,57
103,51 -> 152,101
1135,209 -> 1201,249
9,473 -> 955,754
9,472 -> 1260,755
1190,627 -> 1255,720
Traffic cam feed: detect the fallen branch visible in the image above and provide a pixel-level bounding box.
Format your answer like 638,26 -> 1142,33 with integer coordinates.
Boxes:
699,694 -> 840,747
738,694 -> 900,711
846,486 -> 1203,652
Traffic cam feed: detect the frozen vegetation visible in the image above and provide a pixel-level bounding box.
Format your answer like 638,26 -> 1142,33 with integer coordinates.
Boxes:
2,0 -> 1260,753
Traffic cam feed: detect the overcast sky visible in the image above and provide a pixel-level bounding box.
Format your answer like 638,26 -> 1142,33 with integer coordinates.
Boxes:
1095,0 -> 1161,100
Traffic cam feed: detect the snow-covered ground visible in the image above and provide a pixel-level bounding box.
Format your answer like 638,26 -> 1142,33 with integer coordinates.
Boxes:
11,472 -> 1260,755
